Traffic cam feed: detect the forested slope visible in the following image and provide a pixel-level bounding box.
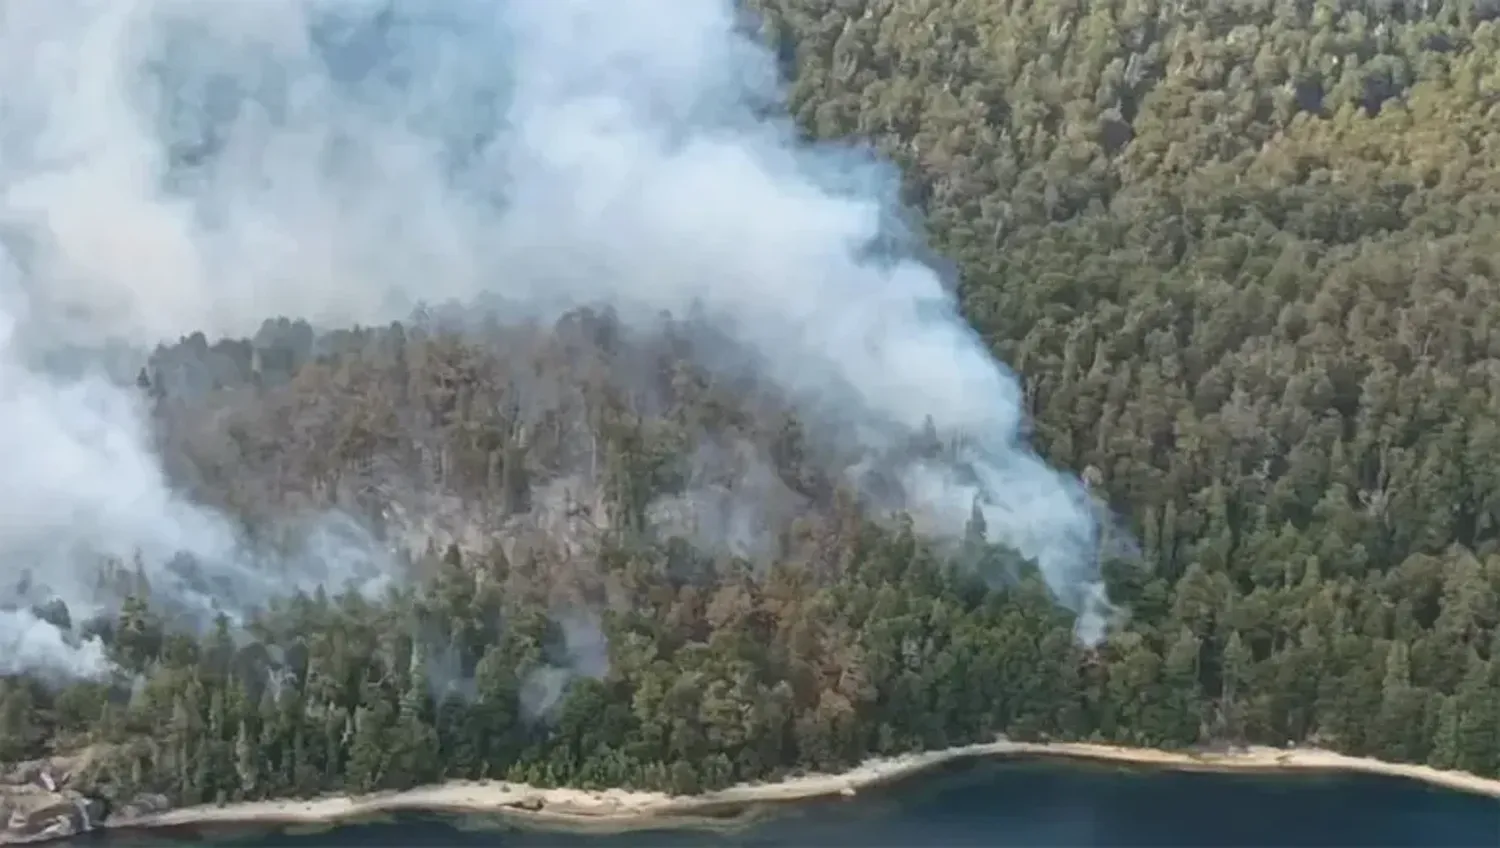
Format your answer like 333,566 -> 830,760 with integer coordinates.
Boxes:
754,0 -> 1500,766
1,0 -> 1497,810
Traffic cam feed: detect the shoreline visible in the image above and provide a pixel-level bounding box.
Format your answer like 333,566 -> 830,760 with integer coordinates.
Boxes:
99,739 -> 1500,839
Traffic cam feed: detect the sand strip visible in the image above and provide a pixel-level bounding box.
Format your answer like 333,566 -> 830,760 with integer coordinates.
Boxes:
111,740 -> 1500,836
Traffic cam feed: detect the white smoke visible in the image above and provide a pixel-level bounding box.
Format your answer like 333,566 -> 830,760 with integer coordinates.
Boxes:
0,609 -> 110,680
520,610 -> 610,721
0,267 -> 396,675
648,438 -> 806,564
0,0 -> 1113,676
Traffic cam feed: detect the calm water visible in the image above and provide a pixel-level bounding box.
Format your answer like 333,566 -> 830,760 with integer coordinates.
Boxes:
81,758 -> 1500,848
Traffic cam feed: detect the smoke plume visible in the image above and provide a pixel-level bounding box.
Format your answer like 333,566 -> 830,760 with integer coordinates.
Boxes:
0,0 -> 1112,676
520,610 -> 611,722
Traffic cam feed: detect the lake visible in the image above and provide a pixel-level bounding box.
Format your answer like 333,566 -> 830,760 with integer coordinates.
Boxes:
73,757 -> 1500,847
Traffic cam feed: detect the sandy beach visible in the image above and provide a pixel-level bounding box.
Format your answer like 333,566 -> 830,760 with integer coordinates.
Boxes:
110,738 -> 1500,837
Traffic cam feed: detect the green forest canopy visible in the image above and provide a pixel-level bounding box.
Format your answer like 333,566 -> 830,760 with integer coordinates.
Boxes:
1,0 -> 1498,807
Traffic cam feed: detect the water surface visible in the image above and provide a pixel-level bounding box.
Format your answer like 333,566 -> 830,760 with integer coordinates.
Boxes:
84,757 -> 1500,847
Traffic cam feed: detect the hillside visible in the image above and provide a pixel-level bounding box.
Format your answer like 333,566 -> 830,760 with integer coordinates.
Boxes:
0,0 -> 1496,828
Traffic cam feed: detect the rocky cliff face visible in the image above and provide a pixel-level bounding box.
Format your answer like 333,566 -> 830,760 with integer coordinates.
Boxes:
0,754 -> 179,846
0,796 -> 106,845
0,757 -> 106,844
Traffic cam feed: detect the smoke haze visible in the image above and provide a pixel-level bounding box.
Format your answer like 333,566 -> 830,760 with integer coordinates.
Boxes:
519,610 -> 611,722
0,0 -> 1112,675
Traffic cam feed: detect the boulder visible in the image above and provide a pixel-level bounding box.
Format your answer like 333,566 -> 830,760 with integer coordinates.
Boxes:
0,755 -> 107,844
110,793 -> 172,821
0,796 -> 105,844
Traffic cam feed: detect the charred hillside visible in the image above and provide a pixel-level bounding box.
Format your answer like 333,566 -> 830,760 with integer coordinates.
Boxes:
137,306 -> 1044,611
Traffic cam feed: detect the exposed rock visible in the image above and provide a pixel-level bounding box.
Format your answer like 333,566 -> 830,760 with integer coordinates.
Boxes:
109,793 -> 172,822
1,759 -> 73,794
0,755 -> 107,845
0,797 -> 106,844
0,747 -> 188,844
0,792 -> 106,844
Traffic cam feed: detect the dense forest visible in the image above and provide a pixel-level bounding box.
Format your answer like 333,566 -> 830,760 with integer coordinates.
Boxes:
3,0 -> 1500,811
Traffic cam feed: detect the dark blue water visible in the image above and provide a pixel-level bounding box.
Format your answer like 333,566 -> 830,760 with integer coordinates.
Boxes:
80,758 -> 1500,848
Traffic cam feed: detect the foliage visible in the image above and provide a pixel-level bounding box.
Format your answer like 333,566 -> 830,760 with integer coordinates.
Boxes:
6,0 -> 1500,805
